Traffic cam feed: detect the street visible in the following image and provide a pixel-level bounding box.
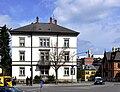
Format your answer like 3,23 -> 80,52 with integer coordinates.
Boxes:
16,82 -> 120,92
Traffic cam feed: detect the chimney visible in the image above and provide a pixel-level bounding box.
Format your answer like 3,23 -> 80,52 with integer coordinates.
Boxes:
50,17 -> 52,24
36,16 -> 39,23
54,19 -> 57,25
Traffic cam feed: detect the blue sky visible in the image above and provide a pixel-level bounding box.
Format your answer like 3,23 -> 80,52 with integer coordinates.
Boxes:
1,0 -> 120,55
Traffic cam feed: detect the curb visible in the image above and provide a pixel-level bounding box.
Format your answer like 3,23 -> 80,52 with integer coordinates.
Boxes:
15,82 -> 93,88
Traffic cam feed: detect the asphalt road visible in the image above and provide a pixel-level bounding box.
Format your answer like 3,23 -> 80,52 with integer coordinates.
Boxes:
18,82 -> 120,92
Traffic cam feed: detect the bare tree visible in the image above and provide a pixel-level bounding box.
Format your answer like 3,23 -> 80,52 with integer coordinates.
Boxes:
49,43 -> 75,84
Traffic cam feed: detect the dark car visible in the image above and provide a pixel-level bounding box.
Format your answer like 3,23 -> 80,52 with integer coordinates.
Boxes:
94,77 -> 105,85
0,86 -> 24,92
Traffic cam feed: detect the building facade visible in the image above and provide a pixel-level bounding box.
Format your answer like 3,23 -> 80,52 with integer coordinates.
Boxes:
10,17 -> 79,83
102,49 -> 120,81
77,57 -> 96,81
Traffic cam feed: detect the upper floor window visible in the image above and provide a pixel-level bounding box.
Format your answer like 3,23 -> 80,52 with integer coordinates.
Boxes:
19,37 -> 25,47
40,38 -> 50,47
39,50 -> 49,65
64,51 -> 69,62
91,71 -> 95,75
85,71 -> 89,74
64,38 -> 69,47
19,67 -> 25,76
19,51 -> 25,61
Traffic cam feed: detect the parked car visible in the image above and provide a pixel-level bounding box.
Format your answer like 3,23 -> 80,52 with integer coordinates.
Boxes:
94,77 -> 105,85
0,86 -> 24,92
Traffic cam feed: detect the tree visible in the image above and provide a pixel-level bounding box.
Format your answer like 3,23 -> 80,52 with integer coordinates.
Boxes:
0,25 -> 11,76
49,44 -> 75,84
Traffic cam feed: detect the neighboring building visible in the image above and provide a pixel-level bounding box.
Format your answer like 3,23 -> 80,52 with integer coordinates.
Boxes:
77,57 -> 96,81
102,48 -> 120,81
81,64 -> 96,81
10,17 -> 79,83
92,55 -> 103,77
77,53 -> 103,81
84,58 -> 94,65
77,57 -> 94,70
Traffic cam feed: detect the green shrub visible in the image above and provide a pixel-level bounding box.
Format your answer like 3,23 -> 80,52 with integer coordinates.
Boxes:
33,75 -> 42,84
47,75 -> 55,83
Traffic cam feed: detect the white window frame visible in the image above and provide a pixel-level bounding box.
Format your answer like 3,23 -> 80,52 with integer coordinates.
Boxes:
19,37 -> 25,47
64,51 -> 69,61
64,38 -> 69,47
39,38 -> 50,47
40,69 -> 49,75
64,68 -> 69,76
71,68 -> 75,75
19,51 -> 25,61
19,67 -> 25,76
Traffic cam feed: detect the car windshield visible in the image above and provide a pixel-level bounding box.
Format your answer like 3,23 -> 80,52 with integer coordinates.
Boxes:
96,78 -> 102,81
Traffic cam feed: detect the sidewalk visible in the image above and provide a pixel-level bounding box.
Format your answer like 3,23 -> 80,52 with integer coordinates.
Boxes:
15,82 -> 94,88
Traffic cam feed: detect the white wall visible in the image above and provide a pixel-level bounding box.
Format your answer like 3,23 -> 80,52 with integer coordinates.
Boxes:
12,34 -> 77,81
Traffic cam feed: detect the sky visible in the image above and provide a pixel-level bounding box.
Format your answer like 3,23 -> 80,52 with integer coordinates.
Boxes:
1,0 -> 120,55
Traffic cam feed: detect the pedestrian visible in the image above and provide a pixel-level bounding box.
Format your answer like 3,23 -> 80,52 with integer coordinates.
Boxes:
14,76 -> 17,85
26,76 -> 29,86
12,77 -> 15,86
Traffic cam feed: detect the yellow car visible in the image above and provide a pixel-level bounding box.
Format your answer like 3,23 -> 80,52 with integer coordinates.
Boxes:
0,76 -> 12,86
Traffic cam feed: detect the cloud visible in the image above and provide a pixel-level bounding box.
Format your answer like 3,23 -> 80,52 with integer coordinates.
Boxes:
0,15 -> 21,29
77,39 -> 94,50
0,15 -> 12,26
53,0 -> 120,54
53,0 -> 120,24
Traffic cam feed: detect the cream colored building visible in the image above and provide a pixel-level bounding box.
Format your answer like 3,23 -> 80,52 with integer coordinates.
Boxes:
10,17 -> 79,83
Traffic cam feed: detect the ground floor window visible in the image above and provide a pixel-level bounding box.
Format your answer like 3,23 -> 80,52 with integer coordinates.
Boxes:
64,68 -> 69,76
40,69 -> 49,75
71,68 -> 75,75
19,67 -> 25,76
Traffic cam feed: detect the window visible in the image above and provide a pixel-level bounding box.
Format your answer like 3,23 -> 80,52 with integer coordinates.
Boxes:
40,69 -> 48,75
118,63 -> 120,68
40,51 -> 49,65
64,38 -> 69,47
19,37 -> 25,47
71,68 -> 75,75
19,51 -> 25,61
91,72 -> 95,74
39,38 -> 50,47
64,51 -> 69,61
19,67 -> 25,76
85,71 -> 89,74
64,68 -> 69,76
